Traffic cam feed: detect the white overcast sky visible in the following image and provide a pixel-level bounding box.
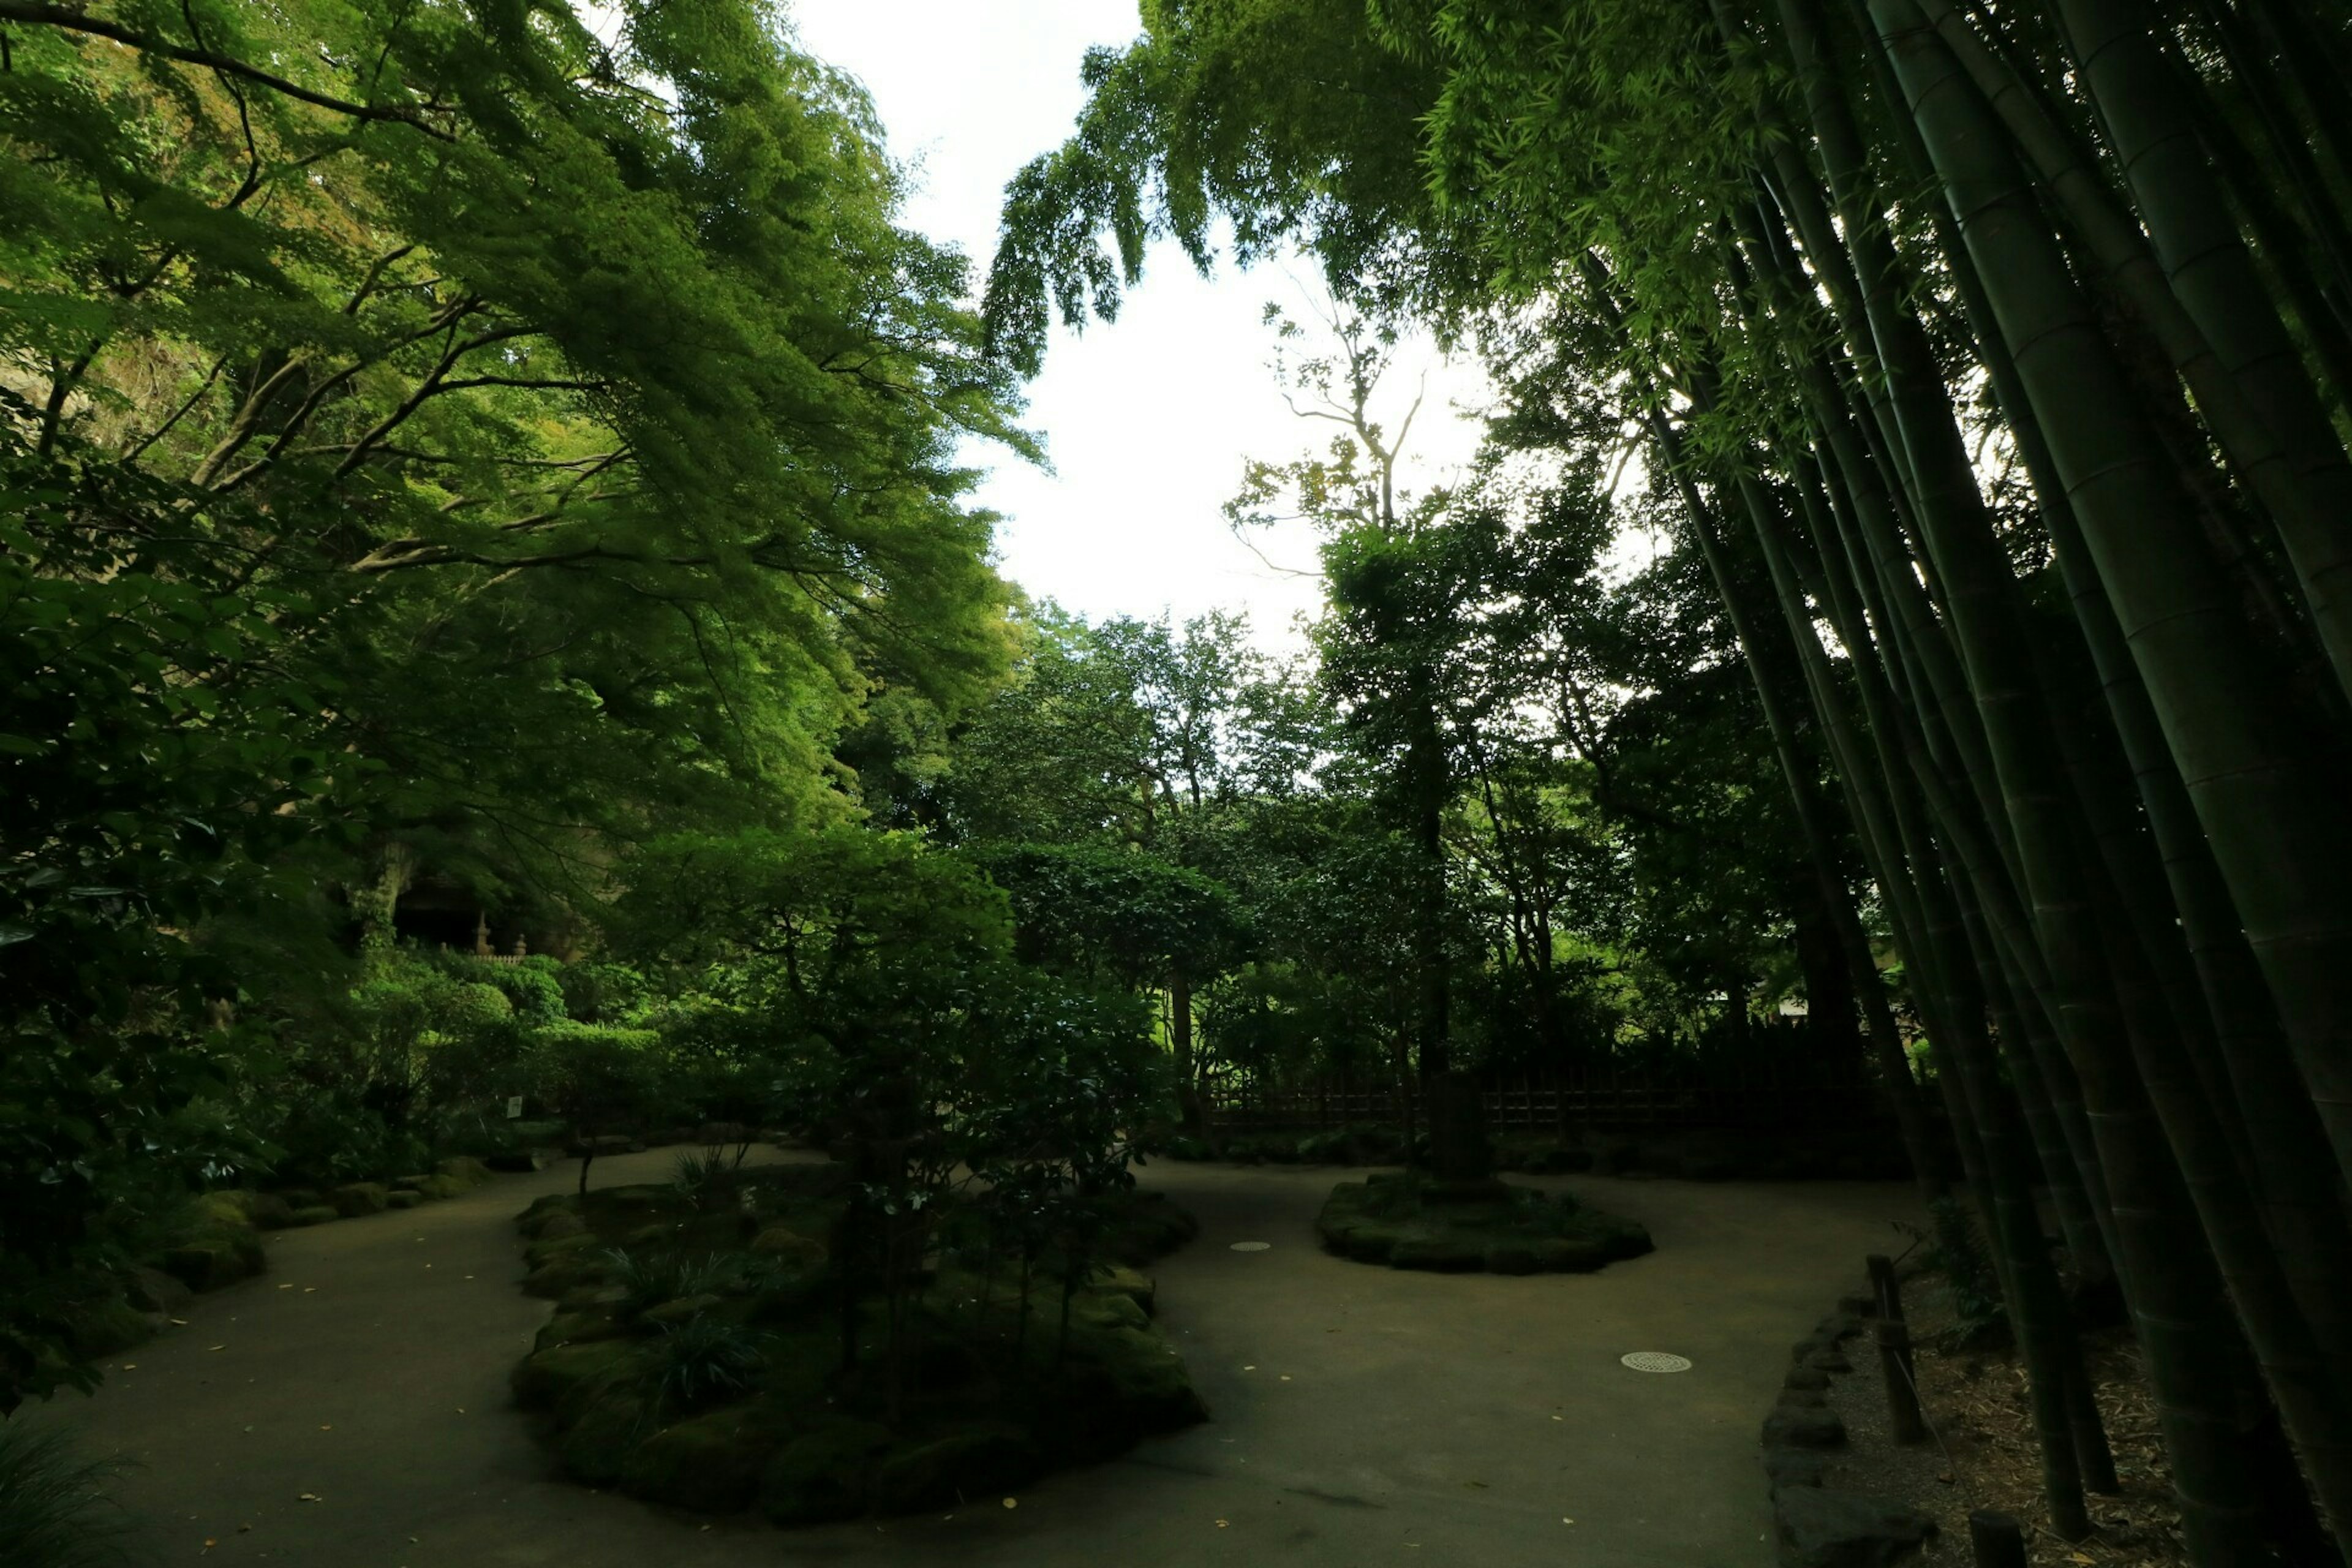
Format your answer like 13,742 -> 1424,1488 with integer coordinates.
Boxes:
785,0 -> 1493,646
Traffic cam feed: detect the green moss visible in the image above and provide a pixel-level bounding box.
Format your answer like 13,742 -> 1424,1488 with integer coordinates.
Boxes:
511,1338 -> 649,1417
159,1237 -> 264,1292
761,1420 -> 889,1526
69,1297 -> 156,1358
535,1311 -> 629,1352
524,1230 -> 603,1268
285,1205 -> 338,1227
872,1425 -> 1040,1512
1314,1180 -> 1651,1275
328,1182 -> 390,1216
557,1386 -> 655,1486
622,1406 -> 779,1512
517,1192 -> 580,1226
1088,1264 -> 1155,1316
435,1155 -> 494,1189
523,1252 -> 614,1300
1389,1236 -> 1486,1272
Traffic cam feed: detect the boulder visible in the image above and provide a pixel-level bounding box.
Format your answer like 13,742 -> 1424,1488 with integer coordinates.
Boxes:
70,1297 -> 160,1358
122,1265 -> 192,1315
1763,1446 -> 1831,1493
761,1420 -> 891,1525
235,1191 -> 297,1231
286,1206 -> 339,1228
385,1190 -> 423,1211
748,1227 -> 827,1268
624,1222 -> 680,1248
160,1237 -> 264,1293
531,1210 -> 590,1243
329,1183 -> 390,1217
1068,1325 -> 1208,1436
536,1310 -> 630,1353
641,1293 -> 723,1327
1531,1237 -> 1612,1272
1762,1406 -> 1848,1450
523,1251 -> 614,1300
182,1190 -> 255,1235
486,1150 -> 549,1173
872,1426 -> 1041,1513
511,1338 -> 647,1416
516,1193 -> 579,1231
1389,1236 -> 1487,1272
1088,1265 -> 1155,1316
622,1407 -> 777,1512
1784,1363 -> 1832,1391
273,1188 -> 324,1212
1804,1351 -> 1854,1374
1815,1315 -> 1863,1344
557,1385 -> 652,1486
1777,1389 -> 1830,1409
1774,1487 -> 1936,1568
559,1283 -> 634,1315
410,1175 -> 470,1202
524,1231 -> 604,1269
1068,1289 -> 1149,1333
1484,1244 -> 1542,1275
435,1156 -> 494,1189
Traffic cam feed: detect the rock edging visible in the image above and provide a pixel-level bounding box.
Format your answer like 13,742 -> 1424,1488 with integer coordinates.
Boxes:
1759,1303 -> 1938,1568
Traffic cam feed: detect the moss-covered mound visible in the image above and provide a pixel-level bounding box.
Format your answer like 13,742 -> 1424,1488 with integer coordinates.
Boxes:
1314,1171 -> 1653,1273
508,1164 -> 1205,1523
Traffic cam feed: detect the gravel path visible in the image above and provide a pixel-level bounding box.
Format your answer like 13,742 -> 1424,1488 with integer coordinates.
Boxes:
34,1151 -> 1917,1567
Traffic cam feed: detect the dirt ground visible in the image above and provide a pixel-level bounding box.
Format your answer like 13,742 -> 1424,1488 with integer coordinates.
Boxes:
1821,1280 -> 2187,1565
32,1151 -> 1921,1567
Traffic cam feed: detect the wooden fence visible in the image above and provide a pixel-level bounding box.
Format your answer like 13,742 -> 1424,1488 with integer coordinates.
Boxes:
1205,1080 -> 1888,1133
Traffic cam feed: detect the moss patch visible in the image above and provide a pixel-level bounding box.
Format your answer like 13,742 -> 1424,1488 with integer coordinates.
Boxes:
510,1164 -> 1206,1525
1314,1172 -> 1653,1274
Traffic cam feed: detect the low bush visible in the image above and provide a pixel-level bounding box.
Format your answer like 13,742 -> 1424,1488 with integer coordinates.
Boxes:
0,1423 -> 139,1568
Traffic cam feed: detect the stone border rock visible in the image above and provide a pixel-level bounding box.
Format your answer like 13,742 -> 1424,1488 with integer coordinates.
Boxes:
1760,1298 -> 1939,1568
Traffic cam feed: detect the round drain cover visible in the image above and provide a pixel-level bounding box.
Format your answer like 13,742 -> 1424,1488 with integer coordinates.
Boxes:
1229,1242 -> 1272,1252
1620,1351 -> 1692,1373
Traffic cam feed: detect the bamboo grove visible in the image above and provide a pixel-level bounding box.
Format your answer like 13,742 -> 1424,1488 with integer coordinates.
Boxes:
986,1 -> 2352,1561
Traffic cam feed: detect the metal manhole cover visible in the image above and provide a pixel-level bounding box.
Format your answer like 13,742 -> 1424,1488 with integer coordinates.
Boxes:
1229,1242 -> 1272,1252
1620,1351 -> 1692,1373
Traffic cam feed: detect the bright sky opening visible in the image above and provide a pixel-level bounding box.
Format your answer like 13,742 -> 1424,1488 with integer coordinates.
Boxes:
786,0 -> 1493,646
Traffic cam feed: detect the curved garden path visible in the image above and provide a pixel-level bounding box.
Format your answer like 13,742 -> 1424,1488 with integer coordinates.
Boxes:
36,1150 -> 1918,1567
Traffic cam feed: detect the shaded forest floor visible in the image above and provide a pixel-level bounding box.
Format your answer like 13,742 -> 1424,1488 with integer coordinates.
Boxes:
32,1153 -> 1918,1567
1825,1281 -> 2184,1565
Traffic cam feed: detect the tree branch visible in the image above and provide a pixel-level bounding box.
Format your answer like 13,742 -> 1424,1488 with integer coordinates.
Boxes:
0,2 -> 455,138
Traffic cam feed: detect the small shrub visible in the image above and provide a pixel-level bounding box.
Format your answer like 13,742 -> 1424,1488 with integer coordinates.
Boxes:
1904,1200 -> 2006,1344
652,1315 -> 771,1411
480,957 -> 567,1024
607,1250 -> 745,1316
0,1424 -> 139,1568
672,1148 -> 738,1210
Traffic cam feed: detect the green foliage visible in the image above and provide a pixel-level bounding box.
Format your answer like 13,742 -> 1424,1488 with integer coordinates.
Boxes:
0,0 -> 1031,1403
480,959 -> 567,1025
652,1315 -> 772,1413
1911,1201 -> 2007,1345
0,1423 -> 138,1568
978,843 -> 1251,986
607,1250 -> 749,1319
